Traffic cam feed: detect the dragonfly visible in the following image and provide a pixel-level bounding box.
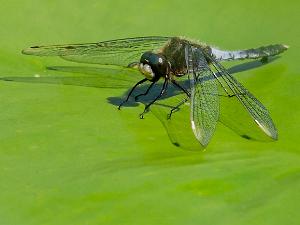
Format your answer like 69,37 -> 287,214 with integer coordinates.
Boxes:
22,36 -> 288,147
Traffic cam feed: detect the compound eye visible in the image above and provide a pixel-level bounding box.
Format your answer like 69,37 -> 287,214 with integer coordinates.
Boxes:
139,52 -> 169,81
139,63 -> 155,80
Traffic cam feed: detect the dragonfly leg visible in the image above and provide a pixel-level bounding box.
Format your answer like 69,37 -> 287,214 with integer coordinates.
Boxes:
171,80 -> 190,97
212,71 -> 235,97
140,79 -> 168,119
118,78 -> 148,110
135,82 -> 155,101
167,97 -> 189,120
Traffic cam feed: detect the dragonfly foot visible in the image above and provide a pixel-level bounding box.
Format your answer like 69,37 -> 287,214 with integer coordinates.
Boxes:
118,102 -> 125,110
167,107 -> 179,120
139,106 -> 150,119
261,56 -> 269,64
167,113 -> 172,120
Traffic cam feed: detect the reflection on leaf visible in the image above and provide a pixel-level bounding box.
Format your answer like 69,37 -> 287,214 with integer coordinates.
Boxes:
1,66 -> 141,89
151,92 -> 204,151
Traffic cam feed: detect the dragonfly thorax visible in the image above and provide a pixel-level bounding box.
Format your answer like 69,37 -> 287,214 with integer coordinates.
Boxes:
139,51 -> 170,82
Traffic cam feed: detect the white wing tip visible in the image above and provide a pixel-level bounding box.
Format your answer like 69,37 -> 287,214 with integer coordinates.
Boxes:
283,44 -> 289,49
254,119 -> 278,140
191,121 -> 210,147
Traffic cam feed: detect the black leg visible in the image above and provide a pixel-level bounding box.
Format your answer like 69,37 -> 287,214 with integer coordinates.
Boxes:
218,93 -> 236,98
140,79 -> 168,119
171,80 -> 190,97
167,97 -> 189,120
118,78 -> 148,110
135,82 -> 155,101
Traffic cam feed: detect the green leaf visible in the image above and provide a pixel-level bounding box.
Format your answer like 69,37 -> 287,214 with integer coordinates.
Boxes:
0,1 -> 299,225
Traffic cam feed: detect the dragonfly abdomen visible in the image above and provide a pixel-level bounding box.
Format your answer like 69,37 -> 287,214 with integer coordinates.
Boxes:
211,44 -> 289,61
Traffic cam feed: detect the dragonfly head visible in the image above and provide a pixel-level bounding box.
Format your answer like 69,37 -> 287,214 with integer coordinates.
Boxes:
139,51 -> 170,82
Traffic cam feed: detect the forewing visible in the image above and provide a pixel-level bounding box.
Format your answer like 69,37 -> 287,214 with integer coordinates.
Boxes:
204,51 -> 278,140
22,36 -> 170,67
185,46 -> 219,146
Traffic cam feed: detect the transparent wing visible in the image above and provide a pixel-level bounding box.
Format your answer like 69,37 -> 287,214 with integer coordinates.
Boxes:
22,36 -> 170,67
203,51 -> 278,140
185,46 -> 219,146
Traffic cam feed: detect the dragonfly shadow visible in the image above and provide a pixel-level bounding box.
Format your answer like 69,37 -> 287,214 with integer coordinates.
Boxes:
0,57 -> 280,150
227,56 -> 279,74
108,56 -> 280,149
